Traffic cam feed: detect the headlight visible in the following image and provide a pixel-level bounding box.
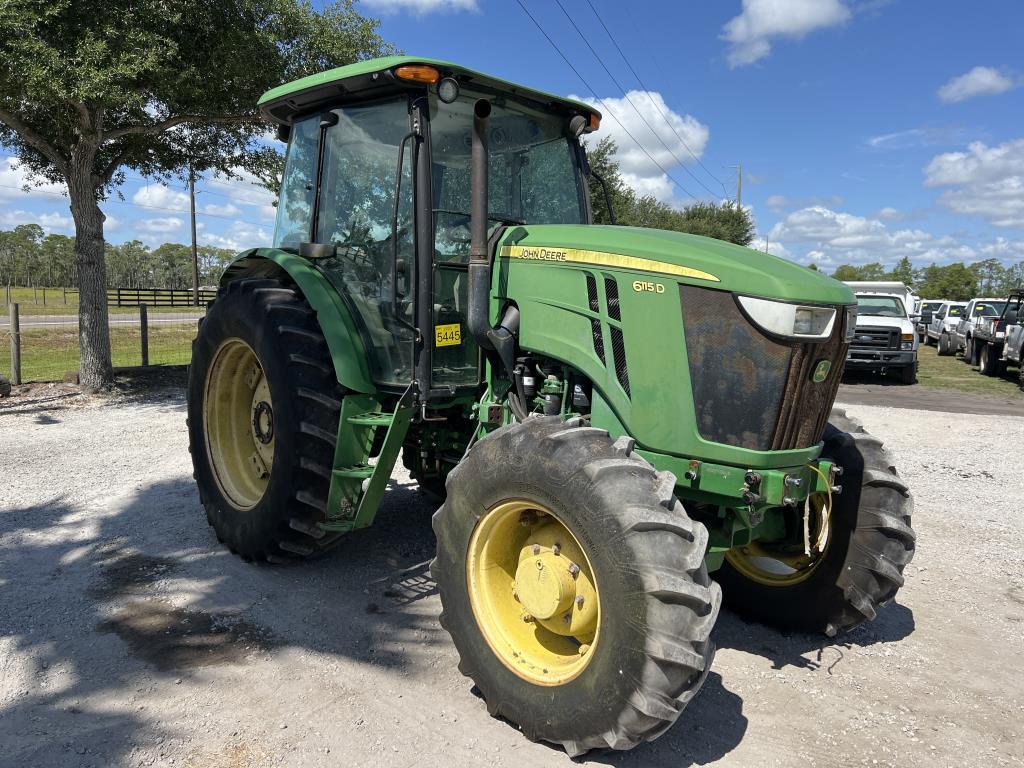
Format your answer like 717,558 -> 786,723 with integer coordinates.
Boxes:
736,296 -> 837,340
900,333 -> 914,351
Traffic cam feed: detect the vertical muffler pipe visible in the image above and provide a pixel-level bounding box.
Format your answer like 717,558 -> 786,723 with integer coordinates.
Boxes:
468,99 -> 493,350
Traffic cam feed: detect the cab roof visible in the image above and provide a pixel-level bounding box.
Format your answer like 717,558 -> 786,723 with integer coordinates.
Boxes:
258,55 -> 601,126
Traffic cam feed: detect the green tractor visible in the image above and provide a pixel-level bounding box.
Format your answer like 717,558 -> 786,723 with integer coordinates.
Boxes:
187,57 -> 915,755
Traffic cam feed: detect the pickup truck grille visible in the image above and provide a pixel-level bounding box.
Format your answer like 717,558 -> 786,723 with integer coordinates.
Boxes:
851,326 -> 897,350
680,286 -> 847,452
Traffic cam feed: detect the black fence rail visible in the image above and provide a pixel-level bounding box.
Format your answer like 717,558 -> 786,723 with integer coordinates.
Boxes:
107,287 -> 217,307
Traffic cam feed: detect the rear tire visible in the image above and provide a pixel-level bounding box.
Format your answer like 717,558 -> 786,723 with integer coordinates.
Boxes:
716,409 -> 915,636
432,416 -> 720,756
978,344 -> 1004,377
187,278 -> 343,562
937,332 -> 953,356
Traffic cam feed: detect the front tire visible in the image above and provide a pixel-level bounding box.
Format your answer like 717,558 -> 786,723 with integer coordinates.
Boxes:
717,409 -> 915,636
187,278 -> 343,562
899,364 -> 917,385
431,416 -> 720,756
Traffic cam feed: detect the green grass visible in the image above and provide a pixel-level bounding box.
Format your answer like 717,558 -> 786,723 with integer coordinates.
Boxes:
4,286 -> 207,316
916,340 -> 1022,396
4,322 -> 194,382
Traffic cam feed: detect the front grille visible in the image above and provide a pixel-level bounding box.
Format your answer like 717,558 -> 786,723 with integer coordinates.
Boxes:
680,285 -> 848,451
851,326 -> 897,349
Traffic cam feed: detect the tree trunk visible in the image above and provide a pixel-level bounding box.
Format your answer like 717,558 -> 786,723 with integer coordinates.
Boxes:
67,156 -> 113,390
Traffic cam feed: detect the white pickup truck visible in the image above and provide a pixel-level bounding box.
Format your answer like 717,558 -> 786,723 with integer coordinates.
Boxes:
843,290 -> 919,384
954,298 -> 1007,364
927,301 -> 966,355
971,290 -> 1024,385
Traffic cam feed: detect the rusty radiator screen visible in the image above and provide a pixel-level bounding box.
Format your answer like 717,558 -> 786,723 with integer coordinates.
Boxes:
680,285 -> 847,451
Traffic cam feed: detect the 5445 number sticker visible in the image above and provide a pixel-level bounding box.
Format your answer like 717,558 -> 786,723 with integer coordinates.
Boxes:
435,323 -> 462,347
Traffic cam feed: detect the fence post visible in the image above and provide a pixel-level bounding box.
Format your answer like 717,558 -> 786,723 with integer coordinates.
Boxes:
63,286 -> 67,305
140,304 -> 149,367
42,286 -> 46,306
10,303 -> 21,385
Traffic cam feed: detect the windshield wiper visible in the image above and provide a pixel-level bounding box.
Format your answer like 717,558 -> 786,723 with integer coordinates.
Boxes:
432,208 -> 526,226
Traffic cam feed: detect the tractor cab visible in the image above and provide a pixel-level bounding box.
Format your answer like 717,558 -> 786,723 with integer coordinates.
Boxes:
262,57 -> 598,393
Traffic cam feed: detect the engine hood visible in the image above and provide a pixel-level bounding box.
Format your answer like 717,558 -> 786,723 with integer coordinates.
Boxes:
497,224 -> 854,306
855,315 -> 914,333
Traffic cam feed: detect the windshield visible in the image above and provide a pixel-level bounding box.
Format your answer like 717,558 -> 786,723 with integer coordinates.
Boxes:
922,302 -> 943,312
856,295 -> 906,318
429,91 -> 586,263
973,301 -> 1006,316
947,305 -> 964,317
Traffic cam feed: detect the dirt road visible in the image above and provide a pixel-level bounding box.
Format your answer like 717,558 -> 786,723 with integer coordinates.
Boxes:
1,391 -> 1022,767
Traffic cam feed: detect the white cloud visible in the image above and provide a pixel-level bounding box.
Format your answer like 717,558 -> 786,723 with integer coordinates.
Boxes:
765,193 -> 844,213
877,206 -> 903,221
766,205 -> 975,269
0,156 -> 66,200
132,184 -> 190,212
196,220 -> 273,252
206,169 -> 275,208
136,217 -> 184,234
577,91 -> 710,203
722,0 -> 851,67
0,209 -> 73,233
865,126 -> 968,150
360,0 -> 477,13
938,66 -> 1017,103
924,138 -> 1024,228
748,236 -> 793,259
201,202 -> 240,217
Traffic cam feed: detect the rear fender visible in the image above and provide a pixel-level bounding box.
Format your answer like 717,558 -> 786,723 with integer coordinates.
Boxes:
221,249 -> 375,394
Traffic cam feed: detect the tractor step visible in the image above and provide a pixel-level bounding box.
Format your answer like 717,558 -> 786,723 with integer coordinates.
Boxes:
332,464 -> 375,480
318,385 -> 417,535
347,412 -> 395,427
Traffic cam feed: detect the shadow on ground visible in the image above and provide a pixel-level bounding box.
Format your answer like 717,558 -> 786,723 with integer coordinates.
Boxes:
0,391 -> 913,766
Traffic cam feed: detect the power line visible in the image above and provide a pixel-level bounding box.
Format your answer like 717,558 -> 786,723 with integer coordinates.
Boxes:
552,0 -> 720,199
583,0 -> 729,197
514,0 -> 698,200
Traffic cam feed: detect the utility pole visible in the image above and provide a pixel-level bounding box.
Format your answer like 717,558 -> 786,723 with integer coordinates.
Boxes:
189,160 -> 199,307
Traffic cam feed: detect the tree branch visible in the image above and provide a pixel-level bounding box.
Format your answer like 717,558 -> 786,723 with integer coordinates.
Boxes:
0,106 -> 68,171
104,113 -> 261,141
97,145 -> 135,187
68,99 -> 92,133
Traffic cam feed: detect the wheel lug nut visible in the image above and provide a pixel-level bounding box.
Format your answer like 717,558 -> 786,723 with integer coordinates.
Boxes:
552,544 -> 561,555
521,613 -> 534,623
532,544 -> 540,555
578,643 -> 590,656
568,563 -> 580,576
575,595 -> 584,607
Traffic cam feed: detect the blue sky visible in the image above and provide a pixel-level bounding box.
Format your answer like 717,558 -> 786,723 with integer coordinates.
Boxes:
2,0 -> 1023,272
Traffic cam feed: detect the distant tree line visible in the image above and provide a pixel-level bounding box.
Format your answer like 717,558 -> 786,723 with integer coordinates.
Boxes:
586,137 -> 756,246
831,256 -> 1024,301
0,224 -> 236,290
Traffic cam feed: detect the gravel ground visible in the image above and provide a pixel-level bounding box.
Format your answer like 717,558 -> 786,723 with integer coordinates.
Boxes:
1,389 -> 1022,768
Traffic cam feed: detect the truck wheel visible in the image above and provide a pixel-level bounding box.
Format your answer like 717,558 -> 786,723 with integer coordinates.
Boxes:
187,278 -> 344,562
716,409 -> 915,636
899,364 -> 917,385
963,336 -> 975,364
937,332 -> 952,356
978,344 -> 1004,377
1019,365 -> 1024,392
432,416 -> 720,756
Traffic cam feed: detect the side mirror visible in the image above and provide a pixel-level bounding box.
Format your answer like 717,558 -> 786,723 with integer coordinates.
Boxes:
276,123 -> 291,143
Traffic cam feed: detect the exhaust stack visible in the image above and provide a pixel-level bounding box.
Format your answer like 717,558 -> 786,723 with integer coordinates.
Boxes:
467,99 -> 493,350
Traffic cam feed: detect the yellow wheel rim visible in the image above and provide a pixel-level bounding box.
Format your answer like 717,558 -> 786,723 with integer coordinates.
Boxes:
466,500 -> 600,686
725,494 -> 831,587
203,338 -> 275,511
